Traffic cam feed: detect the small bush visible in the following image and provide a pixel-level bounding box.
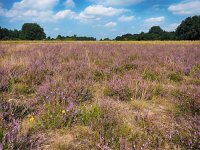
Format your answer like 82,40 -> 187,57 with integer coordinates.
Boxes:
104,87 -> 133,101
36,104 -> 75,129
75,87 -> 93,102
192,79 -> 200,85
13,83 -> 35,95
124,64 -> 138,71
111,66 -> 124,74
190,64 -> 200,76
151,84 -> 164,97
79,105 -> 102,125
172,89 -> 200,115
0,68 -> 9,92
167,72 -> 183,82
92,70 -> 105,81
128,55 -> 140,61
2,101 -> 33,120
143,70 -> 160,81
0,128 -> 5,143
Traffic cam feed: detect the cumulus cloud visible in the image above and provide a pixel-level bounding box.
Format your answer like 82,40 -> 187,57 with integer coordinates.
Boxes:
168,0 -> 200,15
75,5 -> 128,23
0,0 -> 130,23
64,0 -> 75,8
54,10 -> 75,20
11,0 -> 58,11
105,22 -> 117,27
0,0 -> 74,22
145,16 -> 165,23
90,0 -> 143,6
75,13 -> 101,23
118,15 -> 135,22
82,5 -> 128,16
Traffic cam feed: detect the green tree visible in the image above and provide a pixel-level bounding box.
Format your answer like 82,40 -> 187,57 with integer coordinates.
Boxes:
176,16 -> 200,40
21,23 -> 46,40
56,35 -> 63,40
149,26 -> 164,35
0,27 -> 9,40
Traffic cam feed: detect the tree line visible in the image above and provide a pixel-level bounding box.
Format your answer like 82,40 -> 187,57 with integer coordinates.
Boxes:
0,23 -> 45,40
115,27 -> 176,41
0,16 -> 200,41
53,35 -> 96,41
115,16 -> 200,41
0,23 -> 96,41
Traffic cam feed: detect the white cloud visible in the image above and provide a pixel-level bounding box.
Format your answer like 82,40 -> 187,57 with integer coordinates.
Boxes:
118,15 -> 135,22
75,5 -> 128,23
54,10 -> 74,20
0,1 -> 130,24
168,0 -> 200,15
91,0 -> 143,6
0,0 -> 74,22
11,0 -> 59,11
105,22 -> 117,27
82,5 -> 128,16
64,0 -> 75,8
75,12 -> 101,23
145,16 -> 165,23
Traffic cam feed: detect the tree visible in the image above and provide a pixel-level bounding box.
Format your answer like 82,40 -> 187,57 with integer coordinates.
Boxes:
56,35 -> 63,40
176,16 -> 200,40
0,27 -> 9,40
21,23 -> 46,40
149,26 -> 164,35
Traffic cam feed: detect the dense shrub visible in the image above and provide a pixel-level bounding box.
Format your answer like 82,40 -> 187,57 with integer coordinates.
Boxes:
143,70 -> 160,81
167,72 -> 183,82
92,70 -> 105,81
104,86 -> 133,101
190,64 -> 200,77
172,89 -> 200,115
124,63 -> 138,71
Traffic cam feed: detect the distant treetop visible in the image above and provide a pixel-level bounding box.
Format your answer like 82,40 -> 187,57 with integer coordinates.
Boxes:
176,16 -> 200,40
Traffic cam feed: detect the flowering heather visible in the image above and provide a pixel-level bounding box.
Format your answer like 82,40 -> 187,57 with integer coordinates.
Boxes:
0,42 -> 200,149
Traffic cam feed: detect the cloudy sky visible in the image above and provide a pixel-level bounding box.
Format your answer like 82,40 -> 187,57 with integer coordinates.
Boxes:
0,0 -> 200,39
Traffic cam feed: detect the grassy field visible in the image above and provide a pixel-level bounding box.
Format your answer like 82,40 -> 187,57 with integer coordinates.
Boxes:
0,42 -> 200,149
1,40 -> 200,45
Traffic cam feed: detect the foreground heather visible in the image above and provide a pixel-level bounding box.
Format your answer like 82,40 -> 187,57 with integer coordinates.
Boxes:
0,42 -> 200,150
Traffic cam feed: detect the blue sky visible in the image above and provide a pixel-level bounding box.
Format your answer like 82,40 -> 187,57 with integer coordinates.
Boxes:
0,0 -> 200,39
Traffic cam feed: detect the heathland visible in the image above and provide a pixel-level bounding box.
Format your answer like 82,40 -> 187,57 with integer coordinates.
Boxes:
0,41 -> 200,149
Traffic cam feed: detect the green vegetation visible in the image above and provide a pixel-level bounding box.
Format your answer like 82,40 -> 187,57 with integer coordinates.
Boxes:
21,23 -> 46,40
143,70 -> 160,81
176,16 -> 200,40
167,72 -> 183,82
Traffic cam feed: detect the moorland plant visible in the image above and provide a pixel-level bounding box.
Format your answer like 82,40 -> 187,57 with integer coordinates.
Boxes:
0,42 -> 200,149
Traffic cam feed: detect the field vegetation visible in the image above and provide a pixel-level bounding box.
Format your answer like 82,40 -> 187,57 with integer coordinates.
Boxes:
0,42 -> 200,150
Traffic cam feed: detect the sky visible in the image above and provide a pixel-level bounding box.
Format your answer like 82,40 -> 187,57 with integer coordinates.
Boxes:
0,0 -> 200,39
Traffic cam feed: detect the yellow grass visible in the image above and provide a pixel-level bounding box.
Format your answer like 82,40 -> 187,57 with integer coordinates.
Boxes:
0,40 -> 200,45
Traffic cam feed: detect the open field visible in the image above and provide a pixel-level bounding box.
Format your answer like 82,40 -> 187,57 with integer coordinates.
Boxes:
1,41 -> 200,45
0,42 -> 200,150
